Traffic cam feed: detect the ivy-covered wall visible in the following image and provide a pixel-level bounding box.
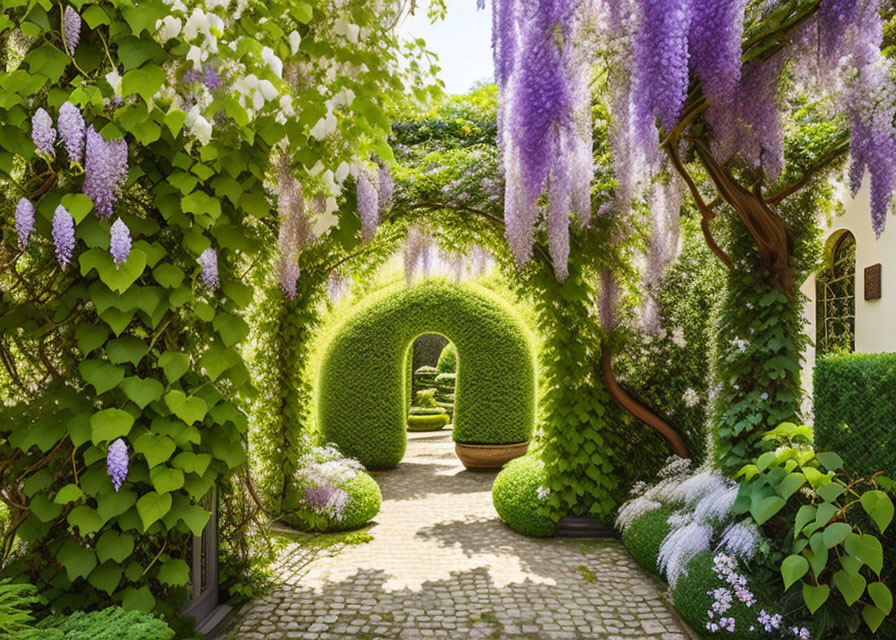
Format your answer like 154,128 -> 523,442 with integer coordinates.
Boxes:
317,279 -> 537,468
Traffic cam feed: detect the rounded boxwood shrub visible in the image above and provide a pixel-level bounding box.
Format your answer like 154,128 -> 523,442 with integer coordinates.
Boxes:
407,413 -> 450,431
492,455 -> 557,538
620,503 -> 676,577
283,470 -> 382,532
672,551 -> 768,639
437,343 -> 457,373
409,406 -> 448,416
318,280 -> 536,468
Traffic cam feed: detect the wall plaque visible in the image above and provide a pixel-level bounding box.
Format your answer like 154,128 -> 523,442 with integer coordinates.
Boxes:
864,263 -> 882,300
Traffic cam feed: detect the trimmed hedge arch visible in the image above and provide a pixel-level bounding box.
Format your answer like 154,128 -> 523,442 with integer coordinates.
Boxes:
317,279 -> 536,468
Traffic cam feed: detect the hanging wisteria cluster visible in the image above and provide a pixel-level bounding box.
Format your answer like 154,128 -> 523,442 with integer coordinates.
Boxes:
403,225 -> 494,284
106,438 -> 129,492
485,0 -> 896,285
275,154 -> 316,298
488,0 -> 594,280
25,104 -> 131,268
355,161 -> 393,243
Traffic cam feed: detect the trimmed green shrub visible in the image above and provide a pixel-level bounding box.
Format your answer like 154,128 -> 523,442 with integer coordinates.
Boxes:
407,413 -> 450,431
333,473 -> 382,531
38,607 -> 174,640
620,504 -> 676,577
283,470 -> 382,532
318,280 -> 536,467
437,343 -> 457,373
672,551 -> 768,640
814,352 -> 896,476
415,388 -> 439,408
492,456 -> 557,538
409,407 -> 448,415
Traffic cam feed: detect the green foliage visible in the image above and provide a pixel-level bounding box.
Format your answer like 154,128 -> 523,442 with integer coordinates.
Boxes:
616,215 -> 723,462
282,472 -> 381,533
437,343 -> 457,374
492,456 -> 557,538
0,0 -> 419,614
711,190 -> 821,474
0,580 -> 42,640
38,606 -> 174,640
734,422 -> 894,634
407,413 -> 450,431
813,352 -> 896,477
318,280 -> 536,468
620,504 -> 676,577
672,551 -> 766,640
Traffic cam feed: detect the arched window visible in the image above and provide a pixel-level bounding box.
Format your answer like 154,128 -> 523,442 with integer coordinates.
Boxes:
816,231 -> 856,357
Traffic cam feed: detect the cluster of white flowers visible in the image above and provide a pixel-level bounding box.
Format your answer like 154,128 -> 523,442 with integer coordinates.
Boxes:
682,387 -> 700,407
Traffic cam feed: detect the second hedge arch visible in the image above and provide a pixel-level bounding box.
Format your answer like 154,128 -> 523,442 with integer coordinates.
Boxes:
317,279 -> 536,468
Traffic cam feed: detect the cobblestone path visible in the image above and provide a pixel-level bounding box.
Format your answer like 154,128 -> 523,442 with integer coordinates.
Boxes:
228,431 -> 693,640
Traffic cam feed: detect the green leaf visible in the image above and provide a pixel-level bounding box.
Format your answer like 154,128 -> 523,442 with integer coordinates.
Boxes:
58,540 -> 97,581
171,452 -> 212,476
90,408 -> 135,444
67,505 -> 104,535
815,503 -> 838,527
817,482 -> 846,502
157,557 -> 190,586
844,533 -> 884,575
794,505 -> 817,537
106,336 -> 149,366
752,495 -> 786,525
54,483 -> 84,505
96,488 -> 137,521
868,582 -> 893,615
213,312 -> 250,347
96,530 -> 135,564
832,569 -> 866,606
776,472 -> 806,499
79,360 -> 125,395
165,390 -> 208,425
756,451 -> 777,472
816,451 -> 843,471
121,586 -> 155,613
150,466 -> 184,493
153,263 -> 185,288
781,555 -> 809,590
181,190 -> 221,219
840,554 -> 863,577
860,490 -> 894,533
132,433 -> 176,469
61,193 -> 94,223
75,323 -> 110,355
862,604 -> 886,633
122,64 -> 165,104
807,532 -> 829,576
159,351 -> 190,383
119,377 -> 165,409
823,522 -> 853,549
136,491 -> 172,531
88,562 -> 122,595
166,496 -> 211,536
164,108 -> 187,137
802,582 -> 830,614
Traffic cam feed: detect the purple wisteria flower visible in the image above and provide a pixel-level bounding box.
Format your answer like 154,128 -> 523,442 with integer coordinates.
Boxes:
204,69 -> 222,91
83,125 -> 129,219
183,68 -> 202,84
52,205 -> 75,269
109,218 -> 131,266
357,169 -> 379,241
106,438 -> 129,492
15,198 -> 35,249
198,247 -> 219,290
31,108 -> 56,157
377,164 -> 394,214
58,101 -> 86,165
63,5 -> 81,52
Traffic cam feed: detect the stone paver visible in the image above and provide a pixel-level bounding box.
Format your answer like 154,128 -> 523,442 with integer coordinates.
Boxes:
228,431 -> 692,639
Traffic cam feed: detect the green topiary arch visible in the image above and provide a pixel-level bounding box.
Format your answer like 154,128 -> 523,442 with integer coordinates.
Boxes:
317,279 -> 536,468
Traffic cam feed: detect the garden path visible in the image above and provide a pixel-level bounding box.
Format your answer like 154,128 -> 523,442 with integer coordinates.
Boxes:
227,431 -> 693,640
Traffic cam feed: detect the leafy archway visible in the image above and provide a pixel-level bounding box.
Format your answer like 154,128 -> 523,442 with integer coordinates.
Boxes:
317,279 -> 536,468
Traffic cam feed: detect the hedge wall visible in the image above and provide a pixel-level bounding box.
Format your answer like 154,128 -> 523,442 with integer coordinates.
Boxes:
317,280 -> 536,468
814,352 -> 896,476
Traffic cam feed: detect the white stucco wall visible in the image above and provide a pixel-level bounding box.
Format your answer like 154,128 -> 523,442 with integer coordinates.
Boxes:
800,177 -> 896,403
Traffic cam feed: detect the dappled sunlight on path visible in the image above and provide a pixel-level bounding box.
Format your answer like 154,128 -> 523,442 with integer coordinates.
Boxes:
228,431 -> 692,639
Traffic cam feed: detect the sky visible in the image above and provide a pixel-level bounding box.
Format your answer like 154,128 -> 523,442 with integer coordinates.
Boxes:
398,0 -> 494,95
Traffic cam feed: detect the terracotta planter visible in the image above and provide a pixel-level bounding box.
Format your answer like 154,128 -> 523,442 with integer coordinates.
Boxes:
454,441 -> 528,470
